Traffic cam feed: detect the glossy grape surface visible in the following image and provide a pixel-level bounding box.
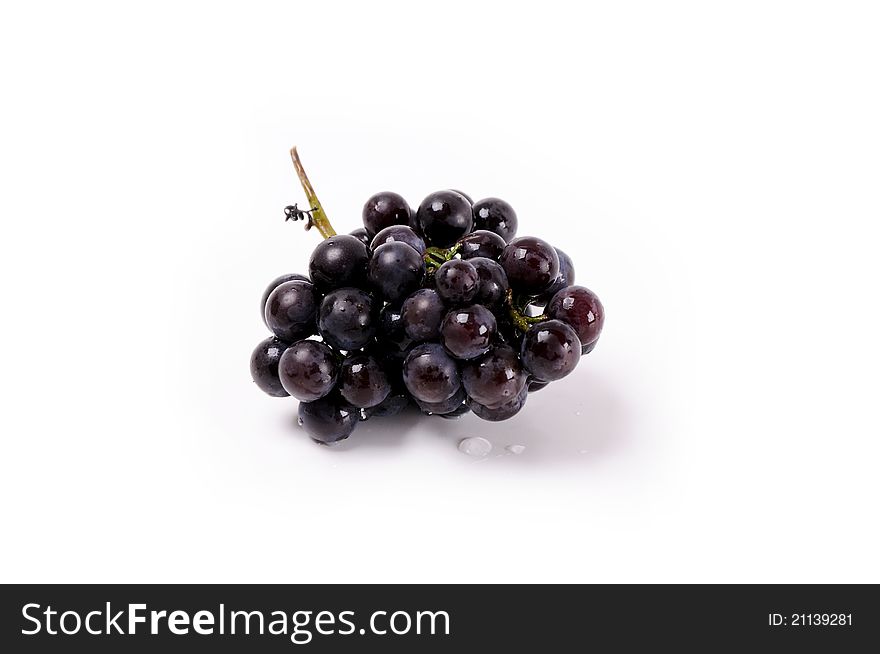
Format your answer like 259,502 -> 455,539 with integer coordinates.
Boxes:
278,340 -> 339,401
264,279 -> 319,343
368,241 -> 425,303
318,287 -> 377,351
461,345 -> 526,408
309,234 -> 369,291
469,384 -> 527,421
457,230 -> 506,260
260,273 -> 310,327
435,259 -> 479,305
499,236 -> 560,294
339,353 -> 391,409
362,191 -> 412,237
349,227 -> 372,249
440,304 -> 497,360
472,197 -> 518,242
415,386 -> 468,415
370,225 -> 426,255
402,288 -> 445,342
520,319 -> 581,381
546,285 -> 604,347
378,303 -> 413,355
469,257 -> 509,307
416,190 -> 474,247
402,342 -> 461,404
543,248 -> 576,299
298,395 -> 359,443
250,336 -> 291,397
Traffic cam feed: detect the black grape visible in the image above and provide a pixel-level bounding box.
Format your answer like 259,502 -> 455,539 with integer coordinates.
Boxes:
499,236 -> 560,294
401,288 -> 445,342
469,385 -> 528,422
250,336 -> 290,397
520,319 -> 581,382
309,234 -> 369,291
402,342 -> 461,404
264,279 -> 319,343
469,257 -> 509,307
435,259 -> 479,305
457,230 -> 506,260
260,273 -> 310,327
368,241 -> 425,303
546,285 -> 604,349
370,225 -> 426,255
298,395 -> 359,444
416,190 -> 474,247
472,197 -> 518,242
440,304 -> 497,360
362,191 -> 412,237
278,340 -> 339,401
339,353 -> 391,409
318,287 -> 378,352
461,345 -> 527,409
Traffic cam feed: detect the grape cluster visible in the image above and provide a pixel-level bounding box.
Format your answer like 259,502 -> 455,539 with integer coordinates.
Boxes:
251,184 -> 604,445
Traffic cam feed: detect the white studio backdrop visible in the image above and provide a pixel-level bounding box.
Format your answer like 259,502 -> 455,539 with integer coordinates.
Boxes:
0,1 -> 878,583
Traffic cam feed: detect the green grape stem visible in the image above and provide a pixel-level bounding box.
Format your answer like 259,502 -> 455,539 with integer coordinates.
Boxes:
506,289 -> 548,332
290,147 -> 337,240
423,243 -> 461,273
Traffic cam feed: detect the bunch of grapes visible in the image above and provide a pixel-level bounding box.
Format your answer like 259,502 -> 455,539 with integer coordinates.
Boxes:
250,149 -> 604,445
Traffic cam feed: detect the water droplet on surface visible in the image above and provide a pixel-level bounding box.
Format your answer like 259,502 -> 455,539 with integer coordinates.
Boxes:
506,444 -> 526,455
458,437 -> 492,457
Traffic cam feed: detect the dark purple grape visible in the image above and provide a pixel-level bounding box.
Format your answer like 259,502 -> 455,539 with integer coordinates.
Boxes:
403,343 -> 461,404
542,248 -> 576,299
370,225 -> 426,255
260,273 -> 310,327
457,230 -> 506,261
378,303 -> 413,355
528,380 -> 549,393
469,257 -> 509,307
473,197 -> 518,242
264,279 -> 319,343
368,241 -> 425,303
416,190 -> 474,247
499,236 -> 560,294
435,259 -> 478,305
362,191 -> 412,237
401,288 -> 445,342
546,285 -> 605,348
250,336 -> 291,397
318,288 -> 377,351
339,353 -> 391,409
369,391 -> 412,418
449,189 -> 473,204
582,341 -> 597,355
470,385 -> 527,422
349,227 -> 372,249
461,345 -> 527,408
309,235 -> 369,291
521,319 -> 581,381
278,340 -> 339,401
415,386 -> 467,415
440,305 -> 497,360
298,395 -> 358,444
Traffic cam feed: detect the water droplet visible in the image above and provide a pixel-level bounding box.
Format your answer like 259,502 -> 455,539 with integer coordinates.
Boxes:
506,444 -> 526,455
458,437 -> 492,457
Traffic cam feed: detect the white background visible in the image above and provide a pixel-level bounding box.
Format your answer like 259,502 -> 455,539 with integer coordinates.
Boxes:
1,1 -> 878,583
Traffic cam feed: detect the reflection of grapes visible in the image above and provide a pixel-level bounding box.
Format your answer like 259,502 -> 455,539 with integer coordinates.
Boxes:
250,150 -> 605,445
